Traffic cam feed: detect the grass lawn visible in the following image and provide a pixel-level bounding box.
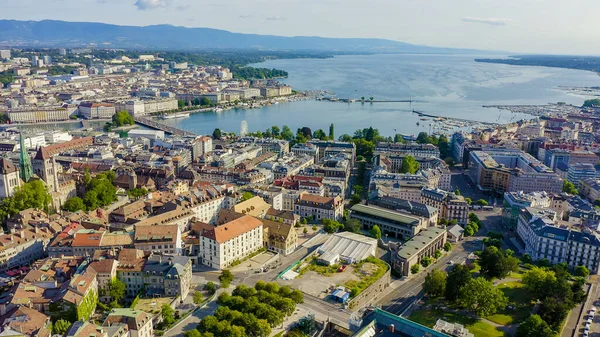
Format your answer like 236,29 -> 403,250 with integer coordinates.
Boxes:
134,297 -> 174,314
298,257 -> 340,276
507,268 -> 526,280
485,281 -> 532,325
409,309 -> 506,337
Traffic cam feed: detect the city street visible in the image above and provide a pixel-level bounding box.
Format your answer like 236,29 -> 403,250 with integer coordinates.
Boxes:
378,238 -> 479,315
450,170 -> 500,206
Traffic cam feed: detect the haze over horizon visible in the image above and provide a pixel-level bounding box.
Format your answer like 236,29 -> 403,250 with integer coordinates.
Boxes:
3,0 -> 600,55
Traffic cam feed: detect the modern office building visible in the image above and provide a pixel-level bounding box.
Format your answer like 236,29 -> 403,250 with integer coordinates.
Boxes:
567,163 -> 598,188
468,149 -> 562,194
502,191 -> 551,228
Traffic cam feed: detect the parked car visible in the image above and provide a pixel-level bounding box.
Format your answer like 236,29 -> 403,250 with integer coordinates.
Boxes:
338,265 -> 347,272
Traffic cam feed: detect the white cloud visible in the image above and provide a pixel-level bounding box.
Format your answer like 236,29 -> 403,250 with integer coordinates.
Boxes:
134,0 -> 172,10
239,15 -> 253,19
461,17 -> 512,26
266,15 -> 285,21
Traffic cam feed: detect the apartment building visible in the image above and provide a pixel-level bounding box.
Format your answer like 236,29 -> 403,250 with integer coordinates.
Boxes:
516,207 -> 600,274
262,219 -> 298,256
0,227 -> 54,272
370,172 -> 427,202
116,248 -> 147,298
142,255 -> 192,299
237,137 -> 290,157
89,259 -> 118,304
374,142 -> 440,158
134,225 -> 182,255
199,215 -> 264,269
294,194 -> 344,221
291,143 -> 320,163
103,308 -> 153,337
233,196 -> 271,218
308,140 -> 356,163
421,187 -> 469,225
0,158 -> 21,198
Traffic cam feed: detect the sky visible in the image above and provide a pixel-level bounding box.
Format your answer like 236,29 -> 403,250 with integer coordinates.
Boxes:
3,0 -> 600,54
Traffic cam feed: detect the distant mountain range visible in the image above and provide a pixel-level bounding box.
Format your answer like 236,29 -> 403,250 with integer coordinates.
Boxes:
0,19 -> 484,53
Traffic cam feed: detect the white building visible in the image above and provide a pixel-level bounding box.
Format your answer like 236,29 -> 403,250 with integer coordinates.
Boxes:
125,100 -> 145,116
199,215 -> 264,269
128,129 -> 165,140
44,131 -> 73,144
0,50 -> 11,59
143,99 -> 178,114
0,158 -> 21,199
0,227 -> 54,271
517,207 -> 600,274
79,103 -> 116,119
134,224 -> 182,255
24,134 -> 47,149
9,108 -> 72,123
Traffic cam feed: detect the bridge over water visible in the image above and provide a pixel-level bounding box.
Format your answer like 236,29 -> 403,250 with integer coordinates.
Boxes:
134,116 -> 196,137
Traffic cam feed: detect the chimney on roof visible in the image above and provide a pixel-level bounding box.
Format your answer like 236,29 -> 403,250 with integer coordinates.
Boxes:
389,324 -> 395,333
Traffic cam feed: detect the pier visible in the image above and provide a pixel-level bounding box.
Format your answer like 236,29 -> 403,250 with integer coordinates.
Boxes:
316,97 -> 424,103
134,116 -> 196,137
412,110 -> 497,126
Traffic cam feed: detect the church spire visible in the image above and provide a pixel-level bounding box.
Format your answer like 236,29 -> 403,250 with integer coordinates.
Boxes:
19,133 -> 33,182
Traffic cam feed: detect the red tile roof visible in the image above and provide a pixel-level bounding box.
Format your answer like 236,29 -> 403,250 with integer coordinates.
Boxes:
202,215 -> 262,243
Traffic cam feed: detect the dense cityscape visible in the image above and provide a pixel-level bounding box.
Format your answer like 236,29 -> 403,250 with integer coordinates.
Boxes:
1,25 -> 600,337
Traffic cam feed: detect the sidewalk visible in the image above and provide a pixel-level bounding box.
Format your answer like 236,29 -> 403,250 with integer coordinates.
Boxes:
162,289 -> 223,337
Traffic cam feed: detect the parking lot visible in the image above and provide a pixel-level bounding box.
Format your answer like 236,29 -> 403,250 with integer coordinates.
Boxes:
574,281 -> 600,337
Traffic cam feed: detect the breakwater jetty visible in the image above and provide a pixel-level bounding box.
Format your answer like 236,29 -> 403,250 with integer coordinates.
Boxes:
316,97 -> 423,103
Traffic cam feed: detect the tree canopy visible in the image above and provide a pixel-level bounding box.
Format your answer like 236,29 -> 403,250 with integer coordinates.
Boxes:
459,277 -> 508,316
562,180 -> 578,195
241,192 -> 253,202
445,264 -> 472,302
79,172 -> 117,211
583,98 -> 600,107
0,180 -> 52,219
196,282 -> 303,337
479,246 -> 519,279
423,269 -> 447,297
517,314 -> 555,337
219,270 -> 234,288
400,155 -> 420,174
52,319 -> 71,335
370,225 -> 382,239
112,110 -> 134,127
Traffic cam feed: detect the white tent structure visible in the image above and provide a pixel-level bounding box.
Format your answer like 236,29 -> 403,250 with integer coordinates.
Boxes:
317,232 -> 378,263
